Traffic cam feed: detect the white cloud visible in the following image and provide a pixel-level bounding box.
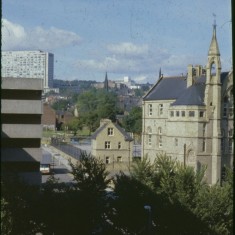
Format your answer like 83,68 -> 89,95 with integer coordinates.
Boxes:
2,18 -> 82,51
107,42 -> 149,58
2,19 -> 27,50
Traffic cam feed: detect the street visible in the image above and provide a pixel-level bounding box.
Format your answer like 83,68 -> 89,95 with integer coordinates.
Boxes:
41,147 -> 74,184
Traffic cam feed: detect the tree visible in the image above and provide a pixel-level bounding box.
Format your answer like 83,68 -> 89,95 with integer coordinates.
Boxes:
77,89 -> 119,133
69,152 -> 112,233
122,106 -> 142,135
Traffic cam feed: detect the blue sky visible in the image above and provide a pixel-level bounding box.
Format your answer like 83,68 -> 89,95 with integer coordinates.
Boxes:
2,0 -> 232,83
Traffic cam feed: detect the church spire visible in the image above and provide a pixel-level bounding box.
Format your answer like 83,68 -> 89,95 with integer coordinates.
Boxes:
104,71 -> 109,91
208,17 -> 220,56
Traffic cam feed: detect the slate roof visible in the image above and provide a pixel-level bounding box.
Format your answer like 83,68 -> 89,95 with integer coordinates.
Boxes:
171,76 -> 206,106
91,121 -> 133,141
143,76 -> 187,101
144,73 -> 230,106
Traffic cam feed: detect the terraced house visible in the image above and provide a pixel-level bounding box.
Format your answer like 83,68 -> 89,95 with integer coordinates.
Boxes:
142,25 -> 233,184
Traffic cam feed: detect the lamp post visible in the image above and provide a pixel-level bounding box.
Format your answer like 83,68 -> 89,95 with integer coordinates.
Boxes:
144,205 -> 152,235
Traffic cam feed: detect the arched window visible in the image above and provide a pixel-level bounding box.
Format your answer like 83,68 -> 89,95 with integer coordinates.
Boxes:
210,62 -> 216,76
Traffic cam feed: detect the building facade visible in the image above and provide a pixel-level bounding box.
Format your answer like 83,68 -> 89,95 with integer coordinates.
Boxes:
1,77 -> 43,184
142,26 -> 233,185
1,50 -> 54,89
91,119 -> 133,164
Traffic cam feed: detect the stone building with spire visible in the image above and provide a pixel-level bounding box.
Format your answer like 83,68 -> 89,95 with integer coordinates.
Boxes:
141,25 -> 233,184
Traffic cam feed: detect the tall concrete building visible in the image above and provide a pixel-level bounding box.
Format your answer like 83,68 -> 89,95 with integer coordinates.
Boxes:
1,77 -> 43,184
141,25 -> 233,185
1,50 -> 54,89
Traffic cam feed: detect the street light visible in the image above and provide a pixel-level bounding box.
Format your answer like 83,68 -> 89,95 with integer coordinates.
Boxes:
144,205 -> 152,235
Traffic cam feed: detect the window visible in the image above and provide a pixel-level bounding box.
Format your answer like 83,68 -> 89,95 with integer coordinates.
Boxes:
202,139 -> 206,152
118,142 -> 121,149
170,111 -> 174,117
159,104 -> 163,115
148,104 -> 152,116
105,141 -> 111,149
159,136 -> 162,148
229,139 -> 233,153
229,105 -> 233,117
223,97 -> 228,117
181,111 -> 185,117
148,134 -> 152,146
221,138 -> 224,151
202,123 -> 206,137
176,111 -> 180,117
117,156 -> 122,162
108,128 -> 114,136
229,129 -> 233,137
105,157 -> 110,164
158,127 -> 162,134
175,138 -> 178,146
189,111 -> 195,117
199,111 -> 204,117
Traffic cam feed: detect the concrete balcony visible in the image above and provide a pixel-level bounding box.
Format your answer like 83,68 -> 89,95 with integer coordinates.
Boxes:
2,124 -> 42,138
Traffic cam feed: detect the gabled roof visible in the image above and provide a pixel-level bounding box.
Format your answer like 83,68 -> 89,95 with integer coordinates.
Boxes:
91,121 -> 133,141
171,76 -> 206,106
143,76 -> 187,101
144,73 -> 230,106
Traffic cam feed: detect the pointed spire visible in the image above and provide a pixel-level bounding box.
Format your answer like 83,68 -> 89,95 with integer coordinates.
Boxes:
104,71 -> 109,91
208,19 -> 220,56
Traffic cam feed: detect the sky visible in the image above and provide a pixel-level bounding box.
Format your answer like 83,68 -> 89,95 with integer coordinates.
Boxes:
2,0 -> 232,83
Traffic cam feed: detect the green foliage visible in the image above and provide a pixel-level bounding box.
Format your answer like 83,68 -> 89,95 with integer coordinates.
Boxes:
67,117 -> 83,135
69,152 -> 111,195
122,106 -> 142,135
130,156 -> 154,188
77,89 -> 119,133
51,99 -> 70,111
1,198 -> 12,235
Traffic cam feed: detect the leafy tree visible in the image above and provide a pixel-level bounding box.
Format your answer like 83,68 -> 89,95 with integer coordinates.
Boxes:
122,106 -> 142,135
67,117 -> 83,135
77,89 -> 119,133
51,99 -> 70,111
69,152 -> 112,233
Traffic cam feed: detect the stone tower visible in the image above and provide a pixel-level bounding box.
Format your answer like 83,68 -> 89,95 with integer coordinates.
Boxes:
204,23 -> 222,184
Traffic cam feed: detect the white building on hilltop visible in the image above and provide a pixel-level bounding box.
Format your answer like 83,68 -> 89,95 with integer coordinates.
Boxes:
1,50 -> 54,90
142,25 -> 233,185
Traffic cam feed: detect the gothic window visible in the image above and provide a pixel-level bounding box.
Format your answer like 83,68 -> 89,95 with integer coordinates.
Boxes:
210,62 -> 216,76
181,111 -> 185,117
170,111 -> 174,117
176,111 -> 180,117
